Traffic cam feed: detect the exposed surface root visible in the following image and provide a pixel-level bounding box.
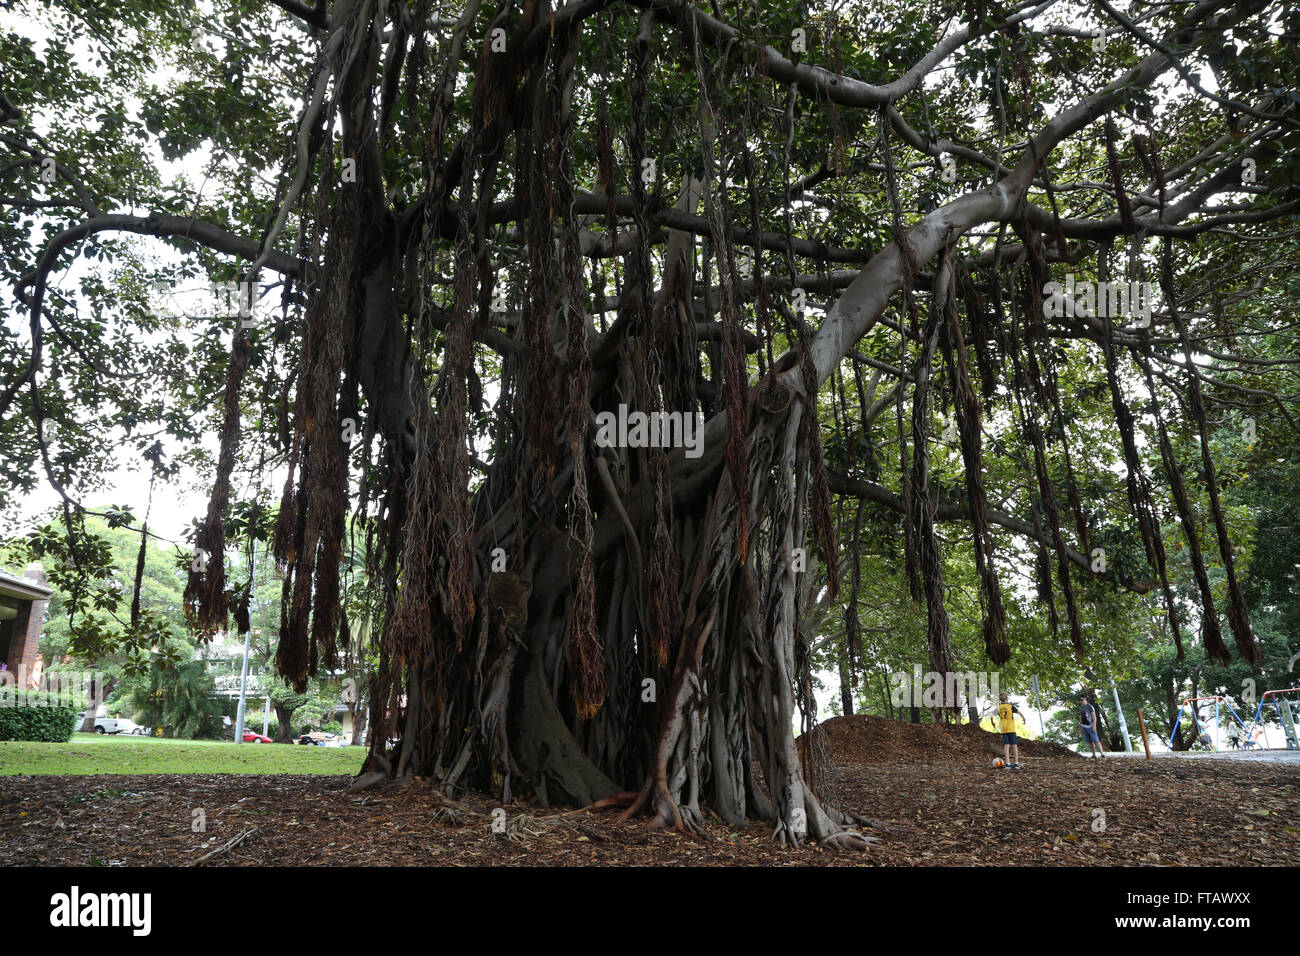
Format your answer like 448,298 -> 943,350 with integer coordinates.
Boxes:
819,830 -> 877,851
347,771 -> 387,794
843,813 -> 901,833
570,791 -> 640,814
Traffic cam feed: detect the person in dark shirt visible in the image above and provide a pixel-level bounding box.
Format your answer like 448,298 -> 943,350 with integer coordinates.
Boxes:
1079,696 -> 1102,758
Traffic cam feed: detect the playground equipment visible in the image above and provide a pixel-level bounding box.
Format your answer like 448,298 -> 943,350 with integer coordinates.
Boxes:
1169,696 -> 1251,752
1246,687 -> 1300,751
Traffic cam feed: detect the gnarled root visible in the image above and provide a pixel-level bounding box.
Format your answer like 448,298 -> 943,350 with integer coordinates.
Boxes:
347,770 -> 387,795
571,790 -> 641,814
818,829 -> 877,851
347,751 -> 394,795
618,778 -> 707,839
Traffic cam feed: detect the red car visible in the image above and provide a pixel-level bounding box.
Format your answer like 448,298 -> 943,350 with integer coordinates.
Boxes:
242,731 -> 272,743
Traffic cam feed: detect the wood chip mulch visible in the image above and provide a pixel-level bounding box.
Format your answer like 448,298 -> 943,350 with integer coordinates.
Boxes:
1,754 -> 1295,866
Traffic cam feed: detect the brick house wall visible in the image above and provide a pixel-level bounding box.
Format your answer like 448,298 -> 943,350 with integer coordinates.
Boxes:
1,563 -> 51,679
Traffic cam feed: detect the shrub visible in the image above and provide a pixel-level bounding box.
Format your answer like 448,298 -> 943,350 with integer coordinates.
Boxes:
241,714 -> 278,739
0,692 -> 80,742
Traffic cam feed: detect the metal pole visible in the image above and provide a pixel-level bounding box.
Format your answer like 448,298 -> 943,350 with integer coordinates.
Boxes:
1031,674 -> 1045,737
1215,698 -> 1221,752
263,695 -> 270,737
1111,682 -> 1133,752
234,629 -> 252,744
1137,709 -> 1151,759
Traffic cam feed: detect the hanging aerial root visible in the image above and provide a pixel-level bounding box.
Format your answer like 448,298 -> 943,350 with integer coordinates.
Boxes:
1159,238 -> 1259,665
908,260 -> 956,680
1009,247 -> 1083,654
1133,339 -> 1230,664
1097,243 -> 1186,661
183,326 -> 251,638
943,263 -> 1008,664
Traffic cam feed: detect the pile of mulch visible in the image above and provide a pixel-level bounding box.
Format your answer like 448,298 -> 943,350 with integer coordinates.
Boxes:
948,719 -> 1078,759
1,756 -> 1295,865
800,714 -> 1076,765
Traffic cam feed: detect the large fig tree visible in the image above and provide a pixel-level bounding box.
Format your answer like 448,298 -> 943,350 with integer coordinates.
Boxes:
2,0 -> 1297,846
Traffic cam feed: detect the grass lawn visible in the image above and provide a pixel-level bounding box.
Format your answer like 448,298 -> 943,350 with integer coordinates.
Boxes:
0,733 -> 366,775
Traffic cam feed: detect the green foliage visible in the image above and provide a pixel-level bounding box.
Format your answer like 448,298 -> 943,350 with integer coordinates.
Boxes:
243,713 -> 277,739
1,512 -> 186,669
122,640 -> 222,739
0,695 -> 79,742
1041,709 -> 1084,750
267,678 -> 344,737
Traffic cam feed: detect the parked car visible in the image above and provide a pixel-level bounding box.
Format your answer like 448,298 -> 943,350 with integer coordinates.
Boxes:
242,731 -> 272,743
297,730 -> 337,746
93,717 -> 139,735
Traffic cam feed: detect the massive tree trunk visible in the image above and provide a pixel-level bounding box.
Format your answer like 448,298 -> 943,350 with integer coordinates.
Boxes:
837,650 -> 854,717
272,702 -> 296,744
347,701 -> 367,747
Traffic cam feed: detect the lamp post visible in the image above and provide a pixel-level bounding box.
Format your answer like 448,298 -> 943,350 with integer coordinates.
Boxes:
1031,674 -> 1045,737
1110,682 -> 1133,752
233,629 -> 252,743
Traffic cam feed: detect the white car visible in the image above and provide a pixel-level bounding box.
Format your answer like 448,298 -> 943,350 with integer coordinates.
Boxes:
93,717 -> 139,735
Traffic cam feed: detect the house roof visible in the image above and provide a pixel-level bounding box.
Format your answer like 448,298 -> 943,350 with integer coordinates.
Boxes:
0,568 -> 52,602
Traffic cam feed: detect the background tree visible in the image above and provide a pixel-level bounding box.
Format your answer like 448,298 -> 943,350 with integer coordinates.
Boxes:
122,637 -> 224,738
2,509 -> 188,728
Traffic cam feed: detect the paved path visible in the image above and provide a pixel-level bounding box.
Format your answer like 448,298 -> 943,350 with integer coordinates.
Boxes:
1109,748 -> 1300,765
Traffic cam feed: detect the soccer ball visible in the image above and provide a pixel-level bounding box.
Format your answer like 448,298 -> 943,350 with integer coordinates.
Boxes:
993,758 -> 1006,768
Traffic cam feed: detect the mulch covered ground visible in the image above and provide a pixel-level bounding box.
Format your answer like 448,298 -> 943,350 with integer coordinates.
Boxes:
2,717 -> 1296,866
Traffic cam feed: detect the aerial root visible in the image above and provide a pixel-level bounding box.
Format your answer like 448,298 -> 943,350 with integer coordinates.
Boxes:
675,803 -> 706,834
616,781 -> 710,841
648,800 -> 706,839
567,790 -> 641,815
613,780 -> 653,824
772,823 -> 800,848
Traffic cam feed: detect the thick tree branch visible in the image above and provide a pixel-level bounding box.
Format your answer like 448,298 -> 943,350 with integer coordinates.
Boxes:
826,470 -> 1155,594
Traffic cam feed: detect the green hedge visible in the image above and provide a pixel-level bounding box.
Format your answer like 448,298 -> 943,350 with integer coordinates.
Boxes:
0,694 -> 80,742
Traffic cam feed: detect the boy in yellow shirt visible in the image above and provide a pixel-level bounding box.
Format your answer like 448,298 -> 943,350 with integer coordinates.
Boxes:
997,692 -> 1025,770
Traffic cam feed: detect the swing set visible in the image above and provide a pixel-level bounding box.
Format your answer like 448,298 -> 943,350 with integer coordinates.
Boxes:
1168,696 -> 1251,752
1245,687 -> 1300,751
